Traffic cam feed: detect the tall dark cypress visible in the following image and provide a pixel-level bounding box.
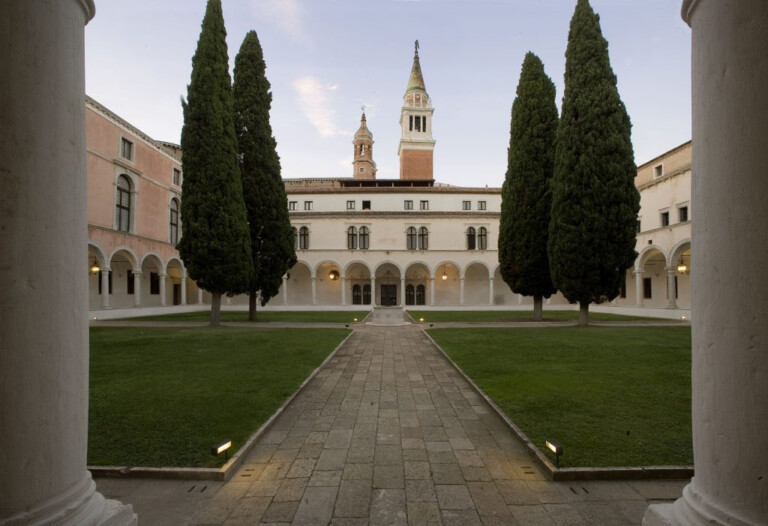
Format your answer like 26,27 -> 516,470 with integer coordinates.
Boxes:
179,0 -> 253,326
233,30 -> 297,321
549,0 -> 640,326
499,52 -> 558,321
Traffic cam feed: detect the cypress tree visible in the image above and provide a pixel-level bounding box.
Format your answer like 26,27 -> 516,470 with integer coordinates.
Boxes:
549,0 -> 640,326
233,30 -> 297,321
499,52 -> 558,321
179,0 -> 253,326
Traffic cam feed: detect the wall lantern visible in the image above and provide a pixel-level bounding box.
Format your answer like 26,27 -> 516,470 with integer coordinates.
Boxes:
677,258 -> 689,274
441,265 -> 448,281
211,439 -> 232,460
89,258 -> 100,274
545,438 -> 563,468
329,270 -> 340,281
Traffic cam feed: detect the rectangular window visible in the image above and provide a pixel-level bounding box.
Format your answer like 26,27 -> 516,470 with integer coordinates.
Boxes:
362,200 -> 371,210
415,116 -> 422,132
478,201 -> 486,211
288,201 -> 297,211
679,206 -> 688,222
409,115 -> 413,131
654,164 -> 663,178
120,137 -> 133,160
636,219 -> 642,233
420,200 -> 429,211
127,269 -> 134,295
661,211 -> 670,227
150,272 -> 160,295
304,201 -> 313,211
359,167 -> 365,173
172,168 -> 181,186
423,117 -> 427,134
643,277 -> 652,299
462,200 -> 471,211
404,200 -> 413,210
346,200 -> 355,210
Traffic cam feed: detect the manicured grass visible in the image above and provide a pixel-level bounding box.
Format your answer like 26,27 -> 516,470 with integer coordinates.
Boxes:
89,327 -> 349,468
409,310 -> 662,323
121,310 -> 369,323
429,327 -> 692,467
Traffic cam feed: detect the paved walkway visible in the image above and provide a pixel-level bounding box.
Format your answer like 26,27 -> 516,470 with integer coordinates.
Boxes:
95,323 -> 686,525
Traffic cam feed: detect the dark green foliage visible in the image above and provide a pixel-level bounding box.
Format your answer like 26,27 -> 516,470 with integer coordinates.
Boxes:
233,31 -> 297,308
499,52 -> 558,301
549,0 -> 640,307
178,0 -> 253,298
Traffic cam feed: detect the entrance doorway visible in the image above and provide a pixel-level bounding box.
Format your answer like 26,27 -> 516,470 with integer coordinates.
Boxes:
380,284 -> 397,306
173,284 -> 181,305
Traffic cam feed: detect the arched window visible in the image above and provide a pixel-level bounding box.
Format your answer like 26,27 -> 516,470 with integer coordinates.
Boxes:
478,227 -> 487,250
299,226 -> 309,250
467,227 -> 476,250
347,226 -> 358,249
169,198 -> 180,244
359,227 -> 369,250
406,227 -> 417,250
406,284 -> 415,305
352,284 -> 362,305
416,284 -> 426,305
418,227 -> 429,250
115,175 -> 131,232
291,227 -> 298,250
363,284 -> 371,305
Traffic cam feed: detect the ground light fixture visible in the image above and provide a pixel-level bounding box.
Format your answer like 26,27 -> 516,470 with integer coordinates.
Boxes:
353,318 -> 358,322
545,439 -> 563,468
419,317 -> 425,322
211,439 -> 232,460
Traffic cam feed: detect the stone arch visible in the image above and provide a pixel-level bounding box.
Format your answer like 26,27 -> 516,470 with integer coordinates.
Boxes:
404,261 -> 431,306
669,238 -> 692,266
313,259 -> 342,278
107,246 -> 138,270
343,260 -> 372,278
434,260 -> 461,305
315,260 -> 343,305
373,260 -> 404,277
462,260 -> 491,279
286,260 -> 312,305
637,245 -> 668,308
165,257 -> 186,306
87,241 -> 107,268
637,244 -> 669,270
374,262 -> 402,306
140,252 -> 165,274
345,261 -> 372,306
87,242 -> 108,310
105,247 -> 139,309
464,261 -> 491,305
669,239 -> 692,310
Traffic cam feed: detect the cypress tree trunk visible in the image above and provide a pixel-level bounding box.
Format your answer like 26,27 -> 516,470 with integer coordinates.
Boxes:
248,289 -> 257,322
578,301 -> 589,327
210,293 -> 221,327
533,295 -> 543,321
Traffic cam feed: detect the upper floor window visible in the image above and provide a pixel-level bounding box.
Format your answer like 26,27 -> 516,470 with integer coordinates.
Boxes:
299,226 -> 309,250
291,227 -> 298,249
169,198 -> 180,244
467,227 -> 476,250
404,200 -> 413,210
406,227 -> 417,250
678,206 -> 689,222
359,226 -> 369,250
420,200 -> 429,211
172,168 -> 181,186
347,226 -> 358,249
661,211 -> 670,227
346,200 -> 355,210
362,200 -> 371,210
288,201 -> 297,211
478,227 -> 487,250
359,167 -> 365,173
120,137 -> 134,161
462,201 -> 471,211
304,201 -> 313,211
418,227 -> 429,250
654,164 -> 664,178
478,201 -> 487,211
115,174 -> 132,233
636,219 -> 642,233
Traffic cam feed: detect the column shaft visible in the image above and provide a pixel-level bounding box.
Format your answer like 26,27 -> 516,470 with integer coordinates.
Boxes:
311,277 -> 317,306
341,277 -> 346,305
133,271 -> 142,307
430,277 -> 435,306
489,277 -> 495,305
159,274 -> 167,306
100,269 -> 111,308
666,268 -> 678,309
283,275 -> 289,305
181,277 -> 187,305
635,270 -> 644,307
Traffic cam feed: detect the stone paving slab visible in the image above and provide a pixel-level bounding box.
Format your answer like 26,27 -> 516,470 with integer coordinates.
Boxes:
95,324 -> 687,525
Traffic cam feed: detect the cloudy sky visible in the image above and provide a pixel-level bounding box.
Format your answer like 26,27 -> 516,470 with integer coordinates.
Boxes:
85,0 -> 691,187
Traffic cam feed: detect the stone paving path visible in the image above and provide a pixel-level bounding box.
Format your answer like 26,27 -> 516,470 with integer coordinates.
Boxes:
95,323 -> 685,525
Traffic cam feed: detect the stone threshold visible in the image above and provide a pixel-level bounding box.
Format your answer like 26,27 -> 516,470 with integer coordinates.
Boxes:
422,330 -> 695,482
89,331 -> 355,482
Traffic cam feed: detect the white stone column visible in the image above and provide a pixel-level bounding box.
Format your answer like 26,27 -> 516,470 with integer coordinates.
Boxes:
100,268 -> 111,309
159,273 -> 167,306
133,270 -> 142,307
634,270 -> 644,307
644,1 -> 768,524
181,274 -> 187,305
489,277 -> 495,305
665,267 -> 677,309
198,287 -> 204,305
283,275 -> 289,305
370,277 -> 376,306
341,276 -> 347,305
459,278 -> 465,305
0,1 -> 135,524
430,277 -> 436,306
311,277 -> 317,305
400,278 -> 406,307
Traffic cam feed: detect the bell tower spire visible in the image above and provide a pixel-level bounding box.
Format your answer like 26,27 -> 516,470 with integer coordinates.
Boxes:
353,109 -> 376,180
399,41 -> 435,181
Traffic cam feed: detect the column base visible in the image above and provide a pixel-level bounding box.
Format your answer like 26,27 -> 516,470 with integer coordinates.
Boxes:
0,473 -> 136,526
644,482 -> 757,526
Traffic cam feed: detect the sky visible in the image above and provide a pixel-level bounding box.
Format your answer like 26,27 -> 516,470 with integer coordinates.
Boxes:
85,0 -> 691,188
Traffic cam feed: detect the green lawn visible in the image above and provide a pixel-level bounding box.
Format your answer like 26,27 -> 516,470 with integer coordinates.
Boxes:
409,310 -> 663,323
89,327 -> 349,468
121,310 -> 369,323
429,327 -> 692,467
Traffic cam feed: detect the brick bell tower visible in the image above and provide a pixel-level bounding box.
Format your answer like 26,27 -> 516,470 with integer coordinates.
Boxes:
353,111 -> 376,180
399,40 -> 435,181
